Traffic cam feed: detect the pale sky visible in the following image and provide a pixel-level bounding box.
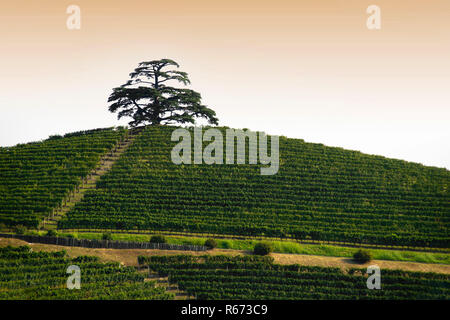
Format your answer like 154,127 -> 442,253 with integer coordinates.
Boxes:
0,1 -> 449,169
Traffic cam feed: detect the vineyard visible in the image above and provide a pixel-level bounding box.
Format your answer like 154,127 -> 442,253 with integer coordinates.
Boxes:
0,127 -> 126,228
57,126 -> 449,248
139,255 -> 450,300
0,245 -> 173,300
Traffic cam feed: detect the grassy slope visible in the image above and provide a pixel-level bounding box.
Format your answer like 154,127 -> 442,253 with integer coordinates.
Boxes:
43,231 -> 449,265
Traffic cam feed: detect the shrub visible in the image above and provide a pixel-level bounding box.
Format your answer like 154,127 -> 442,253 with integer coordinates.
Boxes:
46,230 -> 58,237
150,235 -> 166,244
137,256 -> 146,265
73,255 -> 99,263
13,225 -> 27,235
353,249 -> 372,263
0,223 -> 7,231
102,232 -> 113,240
253,242 -> 272,256
221,240 -> 231,249
47,135 -> 63,141
204,238 -> 217,250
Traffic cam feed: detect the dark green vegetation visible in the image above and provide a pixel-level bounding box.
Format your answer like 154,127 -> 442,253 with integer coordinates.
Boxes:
19,230 -> 450,264
253,242 -> 273,256
0,246 -> 173,300
204,238 -> 217,250
0,127 -> 126,228
13,225 -> 27,235
139,255 -> 450,300
59,126 -> 449,248
353,249 -> 373,264
108,59 -> 218,127
102,232 -> 113,240
150,235 -> 167,244
46,230 -> 58,237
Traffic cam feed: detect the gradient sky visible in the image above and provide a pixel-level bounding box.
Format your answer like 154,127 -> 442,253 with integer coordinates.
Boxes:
1,1 -> 449,168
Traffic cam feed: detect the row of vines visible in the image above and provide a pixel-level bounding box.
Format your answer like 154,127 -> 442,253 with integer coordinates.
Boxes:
139,255 -> 450,300
58,126 -> 449,248
0,246 -> 173,300
0,127 -> 126,227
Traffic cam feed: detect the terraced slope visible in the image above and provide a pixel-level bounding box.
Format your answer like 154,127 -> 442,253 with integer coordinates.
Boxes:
41,130 -> 138,230
0,127 -> 126,228
139,255 -> 450,300
0,245 -> 173,300
59,126 -> 449,248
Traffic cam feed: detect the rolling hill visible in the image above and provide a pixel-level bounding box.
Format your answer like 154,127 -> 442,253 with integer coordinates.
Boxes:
0,127 -> 126,228
42,125 -> 450,249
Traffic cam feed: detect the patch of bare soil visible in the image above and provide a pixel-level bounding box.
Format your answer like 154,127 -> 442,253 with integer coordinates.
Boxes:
272,252 -> 450,274
0,237 -> 243,266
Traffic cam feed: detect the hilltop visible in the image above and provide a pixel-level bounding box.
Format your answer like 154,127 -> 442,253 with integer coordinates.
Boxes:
1,126 -> 448,248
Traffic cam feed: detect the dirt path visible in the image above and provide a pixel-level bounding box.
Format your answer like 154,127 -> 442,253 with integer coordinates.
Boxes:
0,237 -> 239,266
40,130 -> 139,230
2,237 -> 449,275
271,252 -> 450,274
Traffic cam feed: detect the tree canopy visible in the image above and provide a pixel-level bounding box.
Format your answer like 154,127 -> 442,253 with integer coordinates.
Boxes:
108,58 -> 219,127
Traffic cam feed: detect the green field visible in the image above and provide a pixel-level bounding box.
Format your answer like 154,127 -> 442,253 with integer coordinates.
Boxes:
57,126 -> 449,248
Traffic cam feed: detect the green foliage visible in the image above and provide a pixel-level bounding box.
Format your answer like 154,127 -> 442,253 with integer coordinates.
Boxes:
13,225 -> 27,235
0,246 -> 174,300
353,249 -> 372,264
46,230 -> 58,237
0,127 -> 126,228
204,238 -> 218,250
47,135 -> 63,141
63,232 -> 450,264
72,255 -> 100,263
64,233 -> 76,239
253,242 -> 272,256
150,235 -> 166,244
58,126 -> 450,249
139,255 -> 450,300
102,232 -> 113,240
108,59 -> 218,127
